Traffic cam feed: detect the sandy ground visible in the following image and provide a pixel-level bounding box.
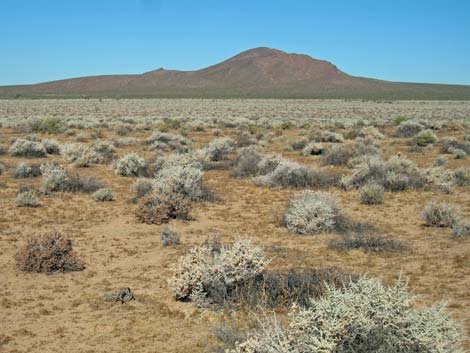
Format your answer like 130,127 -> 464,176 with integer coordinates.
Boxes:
0,126 -> 469,352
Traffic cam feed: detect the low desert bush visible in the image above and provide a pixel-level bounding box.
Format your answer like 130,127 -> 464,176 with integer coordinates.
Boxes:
14,163 -> 42,179
359,183 -> 384,205
230,277 -> 462,353
115,153 -> 147,177
319,130 -> 344,143
42,139 -> 61,154
342,156 -> 426,191
221,268 -> 357,309
329,234 -> 406,253
41,162 -> 103,194
452,222 -> 470,238
440,138 -> 470,155
0,162 -> 5,175
169,238 -> 267,305
198,138 -> 236,162
256,159 -> 339,188
396,119 -> 424,137
93,188 -> 114,201
61,143 -> 101,167
322,142 -> 381,166
301,142 -> 324,156
92,140 -> 116,162
291,138 -> 308,151
454,167 -> 470,186
133,177 -> 154,198
135,192 -> 192,224
232,147 -> 263,178
435,156 -> 448,166
160,227 -> 181,246
30,118 -> 65,134
451,147 -> 466,159
16,189 -> 40,207
15,231 -> 85,273
422,201 -> 460,227
284,191 -> 342,235
9,138 -> 47,158
413,129 -> 438,146
146,131 -> 191,152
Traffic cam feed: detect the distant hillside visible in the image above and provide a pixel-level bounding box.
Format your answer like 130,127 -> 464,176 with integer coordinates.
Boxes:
2,47 -> 470,99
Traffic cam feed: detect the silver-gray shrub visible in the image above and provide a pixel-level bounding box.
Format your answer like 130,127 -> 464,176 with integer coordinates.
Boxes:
359,183 -> 384,205
115,153 -> 147,177
16,190 -> 40,207
61,143 -> 101,167
284,191 -> 342,235
198,137 -> 236,162
93,188 -> 114,201
396,119 -> 425,137
160,227 -> 181,246
422,201 -> 460,227
9,138 -> 47,158
14,163 -> 42,179
146,132 -> 191,152
42,139 -> 61,154
40,163 -> 68,193
168,238 -> 267,305
231,277 -> 463,353
454,167 -> 470,186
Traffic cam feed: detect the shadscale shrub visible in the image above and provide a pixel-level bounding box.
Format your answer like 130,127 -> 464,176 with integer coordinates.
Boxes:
359,183 -> 384,205
135,192 -> 192,224
168,238 -> 267,305
15,231 -> 85,273
0,162 -> 5,175
42,139 -> 61,154
301,142 -> 324,156
60,143 -> 101,167
9,138 -> 47,158
115,153 -> 147,177
160,227 -> 181,246
435,156 -> 448,166
133,177 -> 154,198
14,163 -> 42,179
230,277 -> 463,353
452,222 -> 470,238
422,201 -> 460,227
329,234 -> 406,253
413,129 -> 438,146
198,138 -> 236,162
454,167 -> 470,186
396,119 -> 424,137
232,147 -> 262,178
16,190 -> 40,207
284,191 -> 342,235
93,188 -> 114,201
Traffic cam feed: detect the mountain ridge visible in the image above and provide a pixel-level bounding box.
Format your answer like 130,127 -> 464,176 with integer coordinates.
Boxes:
2,47 -> 470,99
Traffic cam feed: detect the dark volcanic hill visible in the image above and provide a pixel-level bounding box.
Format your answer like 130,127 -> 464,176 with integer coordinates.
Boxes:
2,47 -> 470,99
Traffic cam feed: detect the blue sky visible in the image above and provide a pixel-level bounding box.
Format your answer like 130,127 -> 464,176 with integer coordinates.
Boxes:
1,0 -> 469,85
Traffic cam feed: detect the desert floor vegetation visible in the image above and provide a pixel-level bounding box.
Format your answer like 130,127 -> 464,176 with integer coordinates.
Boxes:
0,98 -> 469,353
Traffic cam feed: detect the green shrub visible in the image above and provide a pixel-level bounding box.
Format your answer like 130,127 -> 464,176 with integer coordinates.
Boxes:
413,129 -> 437,146
30,118 -> 65,134
93,188 -> 114,201
16,190 -> 40,207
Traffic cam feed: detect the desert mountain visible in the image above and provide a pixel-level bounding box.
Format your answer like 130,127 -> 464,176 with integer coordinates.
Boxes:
1,47 -> 470,99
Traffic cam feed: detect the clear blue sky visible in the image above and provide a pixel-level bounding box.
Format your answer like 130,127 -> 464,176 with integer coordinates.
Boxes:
1,0 -> 469,85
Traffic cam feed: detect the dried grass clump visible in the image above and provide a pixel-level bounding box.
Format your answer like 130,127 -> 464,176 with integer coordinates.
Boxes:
115,153 -> 147,177
14,163 -> 42,179
160,227 -> 181,246
284,191 -> 342,235
93,188 -> 114,201
16,190 -> 40,207
396,119 -> 424,137
169,238 -> 267,305
9,139 -> 47,158
422,201 -> 460,227
359,183 -> 384,204
15,231 -> 85,273
329,234 -> 406,253
413,129 -> 438,146
231,277 -> 462,353
135,192 -> 191,224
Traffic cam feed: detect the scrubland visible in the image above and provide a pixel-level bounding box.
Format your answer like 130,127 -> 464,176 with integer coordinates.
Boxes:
0,99 -> 469,352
